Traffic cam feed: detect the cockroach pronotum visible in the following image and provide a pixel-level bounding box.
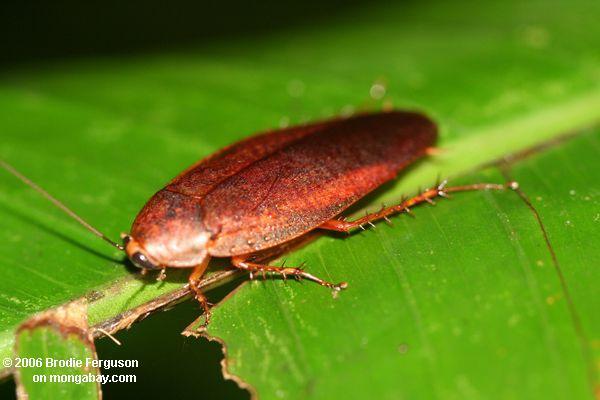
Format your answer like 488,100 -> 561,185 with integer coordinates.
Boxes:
1,110 -> 517,331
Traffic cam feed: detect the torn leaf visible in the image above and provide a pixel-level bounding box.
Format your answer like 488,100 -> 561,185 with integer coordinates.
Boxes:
14,300 -> 101,400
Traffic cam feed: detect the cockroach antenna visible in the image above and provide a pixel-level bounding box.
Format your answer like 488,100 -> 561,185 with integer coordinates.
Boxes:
0,159 -> 125,251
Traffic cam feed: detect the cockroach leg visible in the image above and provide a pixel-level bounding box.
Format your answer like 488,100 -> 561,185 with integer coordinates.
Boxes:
156,268 -> 167,281
231,256 -> 348,291
319,180 -> 518,233
187,258 -> 213,331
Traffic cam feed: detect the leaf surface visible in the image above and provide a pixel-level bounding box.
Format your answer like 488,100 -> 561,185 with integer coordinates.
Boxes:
0,0 -> 598,398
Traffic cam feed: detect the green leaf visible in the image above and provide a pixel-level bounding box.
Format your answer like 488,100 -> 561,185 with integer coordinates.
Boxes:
13,301 -> 101,399
0,0 -> 598,398
206,130 -> 599,399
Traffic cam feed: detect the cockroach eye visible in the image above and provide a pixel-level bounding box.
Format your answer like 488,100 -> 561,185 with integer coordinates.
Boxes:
130,252 -> 160,270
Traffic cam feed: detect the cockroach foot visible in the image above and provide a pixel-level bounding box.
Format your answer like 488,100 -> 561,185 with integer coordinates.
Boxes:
231,256 -> 346,292
156,268 -> 167,281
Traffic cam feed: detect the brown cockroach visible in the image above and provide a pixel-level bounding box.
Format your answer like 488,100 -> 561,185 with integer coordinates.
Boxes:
1,110 -> 516,330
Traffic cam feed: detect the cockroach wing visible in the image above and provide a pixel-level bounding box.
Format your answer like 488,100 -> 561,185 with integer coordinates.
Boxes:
130,119 -> 334,266
201,111 -> 437,257
167,120 -> 333,197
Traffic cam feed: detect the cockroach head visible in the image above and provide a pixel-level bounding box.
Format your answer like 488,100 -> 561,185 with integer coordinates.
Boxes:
122,234 -> 162,270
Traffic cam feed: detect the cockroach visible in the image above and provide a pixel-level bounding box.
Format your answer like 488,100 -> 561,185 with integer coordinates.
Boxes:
1,110 -> 516,331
